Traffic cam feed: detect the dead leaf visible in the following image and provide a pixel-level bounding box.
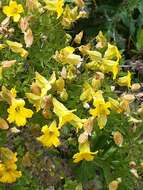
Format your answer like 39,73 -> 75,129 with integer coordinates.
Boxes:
0,118 -> 9,130
22,152 -> 32,167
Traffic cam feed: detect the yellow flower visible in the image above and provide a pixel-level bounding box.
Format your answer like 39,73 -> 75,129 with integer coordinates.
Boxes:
0,148 -> 21,183
10,88 -> 17,98
117,71 -> 131,88
26,72 -> 56,112
0,44 -> 6,50
80,82 -> 96,103
104,43 -> 121,61
37,121 -> 60,148
108,97 -> 121,113
26,93 -> 41,112
73,141 -> 98,163
6,40 -> 28,58
73,31 -> 84,44
62,5 -> 86,28
3,1 -> 24,22
54,46 -> 82,66
0,162 -> 22,183
7,99 -> 33,127
34,72 -> 52,97
44,0 -> 64,18
90,91 -> 110,129
53,98 -> 83,130
96,31 -> 107,48
101,59 -> 119,80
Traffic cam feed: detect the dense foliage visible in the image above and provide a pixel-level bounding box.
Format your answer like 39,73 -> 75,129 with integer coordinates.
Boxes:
0,0 -> 143,190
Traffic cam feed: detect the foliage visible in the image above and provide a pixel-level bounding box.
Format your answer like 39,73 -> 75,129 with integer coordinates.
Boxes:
0,0 -> 143,190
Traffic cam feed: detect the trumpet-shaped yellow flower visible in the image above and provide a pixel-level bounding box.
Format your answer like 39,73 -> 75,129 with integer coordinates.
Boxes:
62,5 -> 86,28
73,141 -> 98,163
86,41 -> 121,80
101,59 -> 119,80
90,91 -> 110,129
0,148 -> 21,183
26,72 -> 56,111
44,0 -> 64,18
96,31 -> 107,48
34,72 -> 53,97
108,97 -> 121,112
53,98 -> 83,130
104,43 -> 121,61
3,1 -> 24,22
26,93 -> 42,112
117,71 -> 131,88
80,82 -> 96,103
54,46 -> 82,66
10,88 -> 17,98
6,40 -> 28,58
7,99 -> 33,127
37,121 -> 60,147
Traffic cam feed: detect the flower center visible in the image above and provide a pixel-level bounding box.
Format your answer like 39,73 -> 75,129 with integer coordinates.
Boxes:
12,7 -> 18,14
49,131 -> 54,136
15,106 -> 21,112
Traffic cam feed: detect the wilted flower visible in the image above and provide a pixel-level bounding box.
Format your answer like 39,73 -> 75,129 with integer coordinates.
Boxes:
113,131 -> 123,147
130,168 -> 139,178
131,83 -> 141,92
19,17 -> 29,33
24,28 -> 33,48
2,60 -> 16,68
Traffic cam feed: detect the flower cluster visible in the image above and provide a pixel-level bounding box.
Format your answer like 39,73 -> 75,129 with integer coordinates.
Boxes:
0,0 -> 143,189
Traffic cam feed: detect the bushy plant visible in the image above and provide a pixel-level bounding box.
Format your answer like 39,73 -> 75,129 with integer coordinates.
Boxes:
0,1 -> 143,190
